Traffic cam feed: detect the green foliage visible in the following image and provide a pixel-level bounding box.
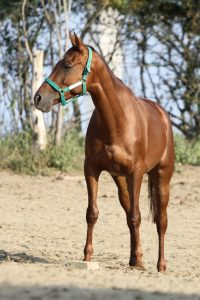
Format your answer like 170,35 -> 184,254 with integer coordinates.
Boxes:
174,135 -> 200,165
109,0 -> 129,11
0,130 -> 84,175
0,131 -> 200,175
109,0 -> 200,33
0,0 -> 22,19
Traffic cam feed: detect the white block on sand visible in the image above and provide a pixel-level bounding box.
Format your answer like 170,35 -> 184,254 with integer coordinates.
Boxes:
65,261 -> 100,270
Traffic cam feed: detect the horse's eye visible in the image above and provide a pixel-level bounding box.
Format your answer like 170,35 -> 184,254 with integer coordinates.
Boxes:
64,64 -> 71,70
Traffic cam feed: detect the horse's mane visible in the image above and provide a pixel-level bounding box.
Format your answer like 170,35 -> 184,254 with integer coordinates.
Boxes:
85,45 -> 127,90
85,45 -> 96,52
72,45 -> 97,52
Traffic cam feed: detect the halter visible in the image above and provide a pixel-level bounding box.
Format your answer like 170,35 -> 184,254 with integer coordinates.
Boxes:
45,47 -> 92,106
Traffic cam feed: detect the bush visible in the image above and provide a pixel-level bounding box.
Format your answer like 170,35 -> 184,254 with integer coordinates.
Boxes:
0,129 -> 84,175
0,132 -> 199,175
174,135 -> 200,165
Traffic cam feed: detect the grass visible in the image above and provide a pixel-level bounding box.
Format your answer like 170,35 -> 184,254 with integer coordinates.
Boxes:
0,131 -> 200,175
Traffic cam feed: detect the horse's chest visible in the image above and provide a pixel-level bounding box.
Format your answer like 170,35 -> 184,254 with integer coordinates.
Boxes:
95,144 -> 132,175
105,144 -> 124,161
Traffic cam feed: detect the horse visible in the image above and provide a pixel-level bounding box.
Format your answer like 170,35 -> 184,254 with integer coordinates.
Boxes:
34,32 -> 174,272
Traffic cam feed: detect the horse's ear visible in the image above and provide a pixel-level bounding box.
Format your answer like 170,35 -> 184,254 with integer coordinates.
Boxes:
73,32 -> 84,51
69,31 -> 76,47
69,32 -> 84,51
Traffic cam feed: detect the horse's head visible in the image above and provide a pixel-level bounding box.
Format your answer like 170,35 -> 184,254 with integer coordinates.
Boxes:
34,33 -> 93,112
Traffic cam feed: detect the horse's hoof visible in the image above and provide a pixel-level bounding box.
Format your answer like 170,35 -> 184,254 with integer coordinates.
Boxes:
130,265 -> 146,271
83,257 -> 91,262
157,261 -> 166,272
129,260 -> 146,271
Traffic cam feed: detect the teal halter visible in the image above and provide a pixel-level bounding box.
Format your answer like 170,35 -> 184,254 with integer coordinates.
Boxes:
45,47 -> 92,106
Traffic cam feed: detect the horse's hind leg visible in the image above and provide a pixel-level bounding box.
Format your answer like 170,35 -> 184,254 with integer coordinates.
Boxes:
112,174 -> 144,269
83,160 -> 100,261
148,162 -> 173,272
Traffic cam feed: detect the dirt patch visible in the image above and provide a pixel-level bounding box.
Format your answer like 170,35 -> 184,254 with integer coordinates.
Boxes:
0,166 -> 200,299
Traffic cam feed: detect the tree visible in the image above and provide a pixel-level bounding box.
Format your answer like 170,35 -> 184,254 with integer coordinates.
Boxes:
110,0 -> 200,138
1,0 -> 199,140
0,0 -> 45,134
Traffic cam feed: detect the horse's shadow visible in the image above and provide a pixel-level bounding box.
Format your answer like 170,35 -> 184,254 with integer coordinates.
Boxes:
0,249 -> 49,264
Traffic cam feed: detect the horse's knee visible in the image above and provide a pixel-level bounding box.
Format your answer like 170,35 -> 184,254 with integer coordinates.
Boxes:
86,205 -> 99,224
127,211 -> 141,228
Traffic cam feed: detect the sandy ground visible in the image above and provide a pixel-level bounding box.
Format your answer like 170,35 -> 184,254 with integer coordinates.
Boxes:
0,165 -> 200,300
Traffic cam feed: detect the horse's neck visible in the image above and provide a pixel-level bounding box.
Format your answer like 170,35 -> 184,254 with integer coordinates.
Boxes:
88,55 -> 133,142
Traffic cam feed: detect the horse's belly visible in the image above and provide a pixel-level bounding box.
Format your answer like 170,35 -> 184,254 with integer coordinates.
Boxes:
145,131 -> 167,172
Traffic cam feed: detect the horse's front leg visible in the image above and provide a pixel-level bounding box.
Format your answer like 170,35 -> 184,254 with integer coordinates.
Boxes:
127,170 -> 144,269
83,159 -> 100,261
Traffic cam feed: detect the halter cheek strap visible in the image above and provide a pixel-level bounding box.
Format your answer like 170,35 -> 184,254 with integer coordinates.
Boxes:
45,46 -> 92,106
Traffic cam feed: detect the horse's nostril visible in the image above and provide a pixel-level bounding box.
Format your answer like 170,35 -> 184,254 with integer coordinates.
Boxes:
34,93 -> 42,106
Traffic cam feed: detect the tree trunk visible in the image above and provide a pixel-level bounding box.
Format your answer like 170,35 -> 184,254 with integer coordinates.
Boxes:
55,105 -> 63,145
31,50 -> 47,150
65,0 -> 82,132
53,0 -> 63,145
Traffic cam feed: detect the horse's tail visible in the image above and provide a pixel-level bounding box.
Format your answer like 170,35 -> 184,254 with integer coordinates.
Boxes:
148,177 -> 158,224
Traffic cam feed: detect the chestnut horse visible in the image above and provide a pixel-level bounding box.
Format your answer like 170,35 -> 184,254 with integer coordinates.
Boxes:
34,33 -> 174,272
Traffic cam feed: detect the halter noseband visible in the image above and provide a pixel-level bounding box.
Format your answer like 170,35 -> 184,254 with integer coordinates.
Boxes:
45,47 -> 92,106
